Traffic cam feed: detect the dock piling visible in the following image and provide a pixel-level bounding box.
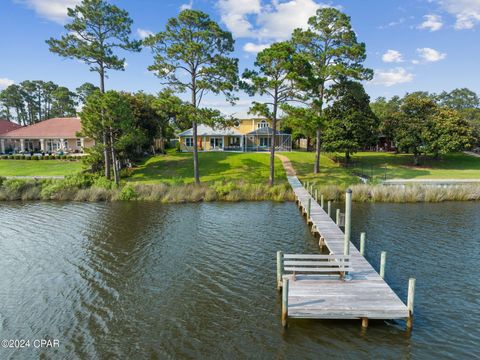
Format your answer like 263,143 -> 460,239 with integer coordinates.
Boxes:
307,198 -> 311,218
327,201 -> 332,217
336,208 -> 341,226
320,195 -> 324,208
360,232 -> 366,256
361,317 -> 369,329
282,278 -> 289,327
344,189 -> 352,256
276,251 -> 283,290
315,189 -> 318,202
380,251 -> 387,279
407,278 -> 416,329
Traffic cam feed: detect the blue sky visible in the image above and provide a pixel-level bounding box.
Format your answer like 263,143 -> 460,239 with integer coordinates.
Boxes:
0,0 -> 479,117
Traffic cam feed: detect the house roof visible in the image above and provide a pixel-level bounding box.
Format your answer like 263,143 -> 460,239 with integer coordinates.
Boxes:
1,117 -> 82,138
247,127 -> 288,136
0,120 -> 22,135
178,124 -> 243,137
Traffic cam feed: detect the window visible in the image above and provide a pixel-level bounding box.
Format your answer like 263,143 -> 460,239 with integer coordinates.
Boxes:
185,137 -> 194,147
260,137 -> 270,147
229,137 -> 240,146
257,120 -> 268,129
77,138 -> 82,147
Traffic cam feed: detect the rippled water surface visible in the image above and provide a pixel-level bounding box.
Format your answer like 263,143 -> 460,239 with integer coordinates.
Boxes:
0,201 -> 479,359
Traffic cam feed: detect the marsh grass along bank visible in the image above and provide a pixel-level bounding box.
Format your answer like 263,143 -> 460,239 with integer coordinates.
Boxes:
0,175 -> 294,202
1,175 -> 480,203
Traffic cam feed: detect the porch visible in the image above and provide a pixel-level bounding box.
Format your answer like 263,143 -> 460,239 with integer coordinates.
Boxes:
0,137 -> 87,154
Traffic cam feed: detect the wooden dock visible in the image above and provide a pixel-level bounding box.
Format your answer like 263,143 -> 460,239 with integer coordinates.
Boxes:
279,175 -> 414,328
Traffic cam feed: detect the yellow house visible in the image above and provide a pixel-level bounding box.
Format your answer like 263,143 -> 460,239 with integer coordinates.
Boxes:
178,119 -> 292,152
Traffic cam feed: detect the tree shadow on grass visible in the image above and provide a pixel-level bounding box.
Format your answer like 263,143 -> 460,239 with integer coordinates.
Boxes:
131,152 -> 285,184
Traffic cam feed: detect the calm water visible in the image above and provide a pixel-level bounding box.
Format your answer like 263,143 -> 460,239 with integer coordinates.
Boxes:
0,201 -> 479,359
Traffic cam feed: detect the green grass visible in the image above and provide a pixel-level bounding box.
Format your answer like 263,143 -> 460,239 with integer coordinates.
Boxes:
129,150 -> 287,184
347,152 -> 480,180
284,151 -> 480,186
0,160 -> 83,176
284,151 -> 359,186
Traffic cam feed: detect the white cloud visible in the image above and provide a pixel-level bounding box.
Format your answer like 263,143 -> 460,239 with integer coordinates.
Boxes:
435,0 -> 480,29
416,47 -> 447,62
418,14 -> 443,31
382,50 -> 404,63
217,0 -> 261,38
15,0 -> 80,23
243,42 -> 270,53
371,68 -> 414,87
0,78 -> 15,89
255,0 -> 332,40
180,1 -> 193,11
217,0 -> 334,41
137,28 -> 154,39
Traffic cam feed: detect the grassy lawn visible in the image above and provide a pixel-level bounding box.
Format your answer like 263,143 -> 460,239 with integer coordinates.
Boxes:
348,152 -> 480,180
284,152 -> 359,186
0,160 -> 83,176
284,151 -> 480,185
129,151 -> 287,184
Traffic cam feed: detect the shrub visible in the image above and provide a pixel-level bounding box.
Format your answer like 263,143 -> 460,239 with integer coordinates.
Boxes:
212,181 -> 236,196
117,184 -> 138,201
92,176 -> 114,189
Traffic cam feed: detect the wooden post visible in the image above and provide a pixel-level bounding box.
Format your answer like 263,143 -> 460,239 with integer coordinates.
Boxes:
406,278 -> 416,329
380,251 -> 386,279
315,189 -> 318,202
361,317 -> 369,328
320,195 -> 324,208
282,278 -> 289,327
307,198 -> 311,218
344,189 -> 352,256
360,232 -> 366,256
327,201 -> 332,217
276,251 -> 283,290
336,208 -> 341,225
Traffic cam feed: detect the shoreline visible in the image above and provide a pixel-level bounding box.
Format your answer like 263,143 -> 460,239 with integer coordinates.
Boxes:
1,177 -> 480,203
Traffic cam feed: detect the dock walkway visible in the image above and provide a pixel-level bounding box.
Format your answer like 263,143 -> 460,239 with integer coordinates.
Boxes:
276,155 -> 412,327
287,176 -> 408,320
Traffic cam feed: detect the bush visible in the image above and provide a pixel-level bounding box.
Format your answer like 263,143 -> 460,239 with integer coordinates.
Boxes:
118,184 -> 138,200
212,181 -> 237,196
92,176 -> 114,189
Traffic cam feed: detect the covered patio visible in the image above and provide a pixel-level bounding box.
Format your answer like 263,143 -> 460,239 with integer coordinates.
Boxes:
245,127 -> 292,152
0,118 -> 92,155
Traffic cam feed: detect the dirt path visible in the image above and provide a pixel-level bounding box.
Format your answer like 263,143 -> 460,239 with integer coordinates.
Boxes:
464,151 -> 480,158
276,154 -> 296,177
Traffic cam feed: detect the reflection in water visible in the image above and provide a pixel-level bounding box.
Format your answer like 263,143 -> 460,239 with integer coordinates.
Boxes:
0,201 -> 478,359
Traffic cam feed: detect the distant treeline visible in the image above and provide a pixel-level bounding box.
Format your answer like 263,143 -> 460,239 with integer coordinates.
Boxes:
369,88 -> 480,163
0,81 -> 98,125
